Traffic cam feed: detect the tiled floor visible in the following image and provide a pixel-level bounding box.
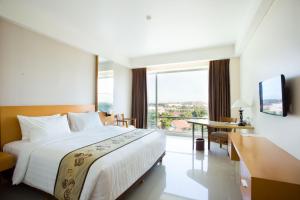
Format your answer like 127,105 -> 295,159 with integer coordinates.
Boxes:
0,136 -> 241,200
124,136 -> 242,200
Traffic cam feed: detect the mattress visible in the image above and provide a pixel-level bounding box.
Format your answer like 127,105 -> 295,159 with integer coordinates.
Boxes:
3,126 -> 166,200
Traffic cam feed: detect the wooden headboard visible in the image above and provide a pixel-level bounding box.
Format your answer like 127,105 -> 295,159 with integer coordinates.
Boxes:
0,105 -> 95,149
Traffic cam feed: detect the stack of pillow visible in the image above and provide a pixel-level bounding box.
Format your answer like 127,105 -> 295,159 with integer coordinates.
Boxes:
17,112 -> 103,142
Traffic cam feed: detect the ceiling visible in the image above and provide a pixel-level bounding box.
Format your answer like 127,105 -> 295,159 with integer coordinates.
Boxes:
0,0 -> 259,65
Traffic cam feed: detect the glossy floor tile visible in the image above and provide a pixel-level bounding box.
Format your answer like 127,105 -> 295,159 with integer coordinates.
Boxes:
124,136 -> 241,200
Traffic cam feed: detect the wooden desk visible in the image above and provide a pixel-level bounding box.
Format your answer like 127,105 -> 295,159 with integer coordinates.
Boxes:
187,119 -> 254,150
229,132 -> 300,200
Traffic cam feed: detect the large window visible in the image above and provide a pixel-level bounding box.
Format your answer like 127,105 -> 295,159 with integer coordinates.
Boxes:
148,73 -> 157,128
147,69 -> 208,135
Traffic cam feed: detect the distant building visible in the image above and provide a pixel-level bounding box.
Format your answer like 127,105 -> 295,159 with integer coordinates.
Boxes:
157,106 -> 165,113
171,120 -> 191,132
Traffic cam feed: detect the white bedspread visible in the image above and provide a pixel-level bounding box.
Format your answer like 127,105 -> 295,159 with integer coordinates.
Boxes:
3,126 -> 165,200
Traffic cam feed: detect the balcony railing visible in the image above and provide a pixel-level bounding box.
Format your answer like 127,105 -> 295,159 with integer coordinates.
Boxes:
148,116 -> 208,137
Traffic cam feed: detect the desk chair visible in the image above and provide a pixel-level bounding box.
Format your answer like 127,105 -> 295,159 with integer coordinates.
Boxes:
209,117 -> 237,149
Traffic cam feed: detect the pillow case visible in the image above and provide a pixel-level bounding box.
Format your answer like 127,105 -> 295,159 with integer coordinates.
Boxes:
28,115 -> 71,142
17,114 -> 60,140
68,112 -> 103,132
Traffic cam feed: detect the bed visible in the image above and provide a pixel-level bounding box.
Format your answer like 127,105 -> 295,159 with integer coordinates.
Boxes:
0,105 -> 166,200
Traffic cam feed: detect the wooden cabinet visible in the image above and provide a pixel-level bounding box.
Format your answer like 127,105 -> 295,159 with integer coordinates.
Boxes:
228,134 -> 239,161
240,160 -> 251,200
0,152 -> 16,172
229,132 -> 300,200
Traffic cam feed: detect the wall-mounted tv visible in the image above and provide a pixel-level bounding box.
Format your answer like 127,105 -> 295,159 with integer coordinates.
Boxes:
259,75 -> 287,117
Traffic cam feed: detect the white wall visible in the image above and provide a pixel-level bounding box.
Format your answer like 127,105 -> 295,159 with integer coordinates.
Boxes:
0,18 -> 96,106
230,58 -> 241,118
113,64 -> 132,117
240,0 -> 300,159
130,45 -> 235,68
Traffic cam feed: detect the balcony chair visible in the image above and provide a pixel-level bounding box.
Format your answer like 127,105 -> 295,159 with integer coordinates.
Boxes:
115,113 -> 137,128
209,117 -> 237,149
98,112 -> 115,125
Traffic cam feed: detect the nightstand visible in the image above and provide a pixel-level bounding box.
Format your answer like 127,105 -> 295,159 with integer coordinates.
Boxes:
0,152 -> 16,172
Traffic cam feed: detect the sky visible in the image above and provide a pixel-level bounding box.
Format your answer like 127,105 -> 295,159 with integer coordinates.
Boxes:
262,76 -> 282,100
148,70 -> 208,103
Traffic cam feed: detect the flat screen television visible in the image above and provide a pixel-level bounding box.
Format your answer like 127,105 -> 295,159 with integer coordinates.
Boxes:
259,74 -> 287,117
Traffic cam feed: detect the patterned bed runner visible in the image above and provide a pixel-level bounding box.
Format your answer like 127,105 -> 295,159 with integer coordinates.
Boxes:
54,129 -> 154,200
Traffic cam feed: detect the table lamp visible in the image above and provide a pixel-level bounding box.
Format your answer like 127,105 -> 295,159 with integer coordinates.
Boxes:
232,99 -> 250,126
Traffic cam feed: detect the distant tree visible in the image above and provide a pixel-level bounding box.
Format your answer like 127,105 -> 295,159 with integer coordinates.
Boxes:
192,106 -> 207,118
180,111 -> 193,118
146,103 -> 208,130
160,112 -> 172,129
147,110 -> 157,128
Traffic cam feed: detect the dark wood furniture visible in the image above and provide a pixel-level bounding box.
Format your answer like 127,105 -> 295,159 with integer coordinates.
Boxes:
229,132 -> 300,200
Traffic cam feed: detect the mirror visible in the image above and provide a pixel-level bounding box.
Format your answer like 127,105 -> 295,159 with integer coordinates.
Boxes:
97,59 -> 114,113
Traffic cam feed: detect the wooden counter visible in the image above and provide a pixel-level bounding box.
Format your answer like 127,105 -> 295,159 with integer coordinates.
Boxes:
228,132 -> 300,200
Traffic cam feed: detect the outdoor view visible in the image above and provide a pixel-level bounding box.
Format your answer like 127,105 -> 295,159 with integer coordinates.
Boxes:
98,69 -> 114,113
148,69 -> 208,135
261,76 -> 283,116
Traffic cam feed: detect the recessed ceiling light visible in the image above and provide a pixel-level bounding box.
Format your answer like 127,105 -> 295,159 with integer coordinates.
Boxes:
146,15 -> 152,20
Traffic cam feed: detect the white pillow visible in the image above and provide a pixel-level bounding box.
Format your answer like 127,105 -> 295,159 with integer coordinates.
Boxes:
28,115 -> 71,142
68,112 -> 103,132
17,114 -> 60,140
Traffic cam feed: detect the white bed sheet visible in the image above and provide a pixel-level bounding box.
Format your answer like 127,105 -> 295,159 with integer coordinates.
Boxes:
3,126 -> 165,200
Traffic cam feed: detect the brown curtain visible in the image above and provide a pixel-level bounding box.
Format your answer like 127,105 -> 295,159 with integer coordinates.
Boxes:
208,59 -> 231,122
131,68 -> 148,128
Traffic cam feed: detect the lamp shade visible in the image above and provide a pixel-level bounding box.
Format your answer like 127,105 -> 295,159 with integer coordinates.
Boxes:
232,99 -> 250,109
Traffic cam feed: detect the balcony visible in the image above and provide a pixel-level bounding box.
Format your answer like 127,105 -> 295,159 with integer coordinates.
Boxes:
147,68 -> 209,138
148,116 -> 208,138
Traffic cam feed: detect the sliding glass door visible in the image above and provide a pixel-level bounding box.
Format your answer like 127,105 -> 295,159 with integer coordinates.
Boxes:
147,69 -> 208,136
